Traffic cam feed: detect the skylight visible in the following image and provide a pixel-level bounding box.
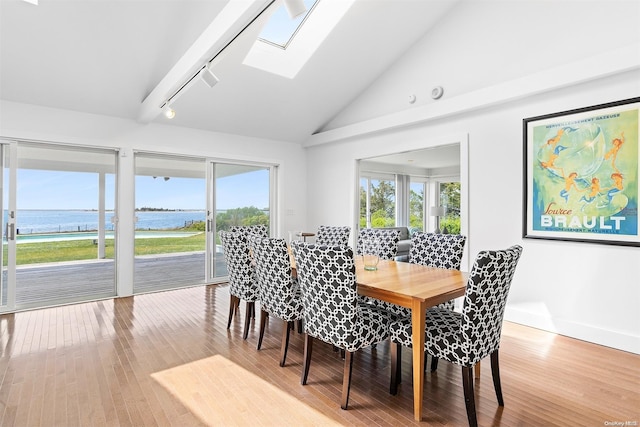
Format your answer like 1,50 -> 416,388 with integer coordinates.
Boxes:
244,0 -> 355,79
258,0 -> 319,49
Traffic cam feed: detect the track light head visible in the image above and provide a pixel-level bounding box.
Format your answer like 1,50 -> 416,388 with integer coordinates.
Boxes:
283,0 -> 307,19
163,104 -> 175,119
200,64 -> 220,88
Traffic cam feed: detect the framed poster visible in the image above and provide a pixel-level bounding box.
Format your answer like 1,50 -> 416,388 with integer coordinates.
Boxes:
523,97 -> 640,247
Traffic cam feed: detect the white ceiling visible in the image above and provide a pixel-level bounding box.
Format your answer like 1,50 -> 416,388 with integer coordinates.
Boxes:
0,0 -> 459,143
363,145 -> 460,170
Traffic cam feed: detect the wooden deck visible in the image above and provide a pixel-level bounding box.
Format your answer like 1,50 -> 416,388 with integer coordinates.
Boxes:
0,284 -> 638,426
2,252 -> 226,309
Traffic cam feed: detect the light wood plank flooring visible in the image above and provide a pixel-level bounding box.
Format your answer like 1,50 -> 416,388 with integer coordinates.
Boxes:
0,284 -> 638,426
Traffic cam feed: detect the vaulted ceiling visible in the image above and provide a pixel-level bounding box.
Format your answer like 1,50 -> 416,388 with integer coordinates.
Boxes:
0,0 -> 460,143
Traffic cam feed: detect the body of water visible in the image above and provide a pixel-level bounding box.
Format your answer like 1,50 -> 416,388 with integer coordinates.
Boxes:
15,231 -> 200,243
4,210 -> 206,235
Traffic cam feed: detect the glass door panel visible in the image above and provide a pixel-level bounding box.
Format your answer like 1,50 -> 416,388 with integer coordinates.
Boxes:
211,163 -> 270,281
410,181 -> 425,232
359,175 -> 396,228
134,154 -> 206,293
1,144 -> 9,309
438,181 -> 461,234
10,142 -> 117,310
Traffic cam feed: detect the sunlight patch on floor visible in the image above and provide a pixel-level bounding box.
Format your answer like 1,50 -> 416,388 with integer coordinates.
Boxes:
151,354 -> 342,426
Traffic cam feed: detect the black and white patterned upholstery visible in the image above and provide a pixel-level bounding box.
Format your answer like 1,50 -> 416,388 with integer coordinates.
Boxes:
356,228 -> 401,259
219,230 -> 260,340
229,224 -> 268,238
248,236 -> 303,367
315,225 -> 351,247
291,241 -> 391,410
389,245 -> 523,427
365,232 -> 467,320
356,228 -> 404,314
406,232 -> 468,371
410,232 -> 467,310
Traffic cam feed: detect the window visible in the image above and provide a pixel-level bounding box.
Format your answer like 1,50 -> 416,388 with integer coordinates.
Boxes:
437,181 -> 461,234
258,0 -> 319,49
360,174 -> 395,228
409,180 -> 425,232
244,0 -> 354,78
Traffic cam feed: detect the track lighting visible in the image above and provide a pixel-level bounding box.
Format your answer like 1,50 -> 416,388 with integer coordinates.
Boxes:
199,63 -> 220,88
283,0 -> 307,19
163,103 -> 176,119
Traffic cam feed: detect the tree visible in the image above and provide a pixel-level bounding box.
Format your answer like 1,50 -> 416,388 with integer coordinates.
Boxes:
216,206 -> 269,231
370,179 -> 395,223
439,182 -> 461,234
409,188 -> 423,230
440,182 -> 460,217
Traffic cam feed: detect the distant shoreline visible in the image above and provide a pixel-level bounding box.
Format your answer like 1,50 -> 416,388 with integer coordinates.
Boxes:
6,210 -> 208,235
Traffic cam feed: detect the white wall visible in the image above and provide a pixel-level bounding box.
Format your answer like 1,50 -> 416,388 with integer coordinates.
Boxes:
306,0 -> 640,354
0,100 -> 308,294
323,0 -> 640,131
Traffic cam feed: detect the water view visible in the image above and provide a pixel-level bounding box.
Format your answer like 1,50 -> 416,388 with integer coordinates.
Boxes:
4,209 -> 206,235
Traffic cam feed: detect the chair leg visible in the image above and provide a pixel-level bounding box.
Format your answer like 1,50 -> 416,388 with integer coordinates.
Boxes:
297,319 -> 303,333
491,350 -> 504,406
341,351 -> 354,410
390,342 -> 401,395
256,309 -> 268,350
301,334 -> 313,385
431,356 -> 439,372
242,301 -> 254,340
227,295 -> 238,329
279,319 -> 292,367
462,366 -> 478,427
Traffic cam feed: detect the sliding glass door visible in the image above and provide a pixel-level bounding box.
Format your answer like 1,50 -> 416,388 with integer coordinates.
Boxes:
210,162 -> 273,281
1,141 -> 117,312
133,153 -> 206,293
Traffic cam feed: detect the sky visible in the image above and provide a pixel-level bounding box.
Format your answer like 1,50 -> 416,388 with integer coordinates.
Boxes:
258,0 -> 317,46
9,169 -> 269,211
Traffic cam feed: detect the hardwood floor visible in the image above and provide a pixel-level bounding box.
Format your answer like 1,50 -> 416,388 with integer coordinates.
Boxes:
0,284 -> 638,426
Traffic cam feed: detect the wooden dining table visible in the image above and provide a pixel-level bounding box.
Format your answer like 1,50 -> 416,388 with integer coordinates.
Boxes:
354,258 -> 467,422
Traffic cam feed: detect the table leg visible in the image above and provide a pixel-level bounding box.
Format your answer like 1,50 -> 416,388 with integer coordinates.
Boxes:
411,299 -> 426,421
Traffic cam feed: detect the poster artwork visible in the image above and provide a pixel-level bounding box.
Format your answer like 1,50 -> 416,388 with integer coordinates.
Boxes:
525,98 -> 639,246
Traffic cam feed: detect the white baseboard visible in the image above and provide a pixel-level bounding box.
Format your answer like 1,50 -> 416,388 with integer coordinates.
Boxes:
505,306 -> 640,355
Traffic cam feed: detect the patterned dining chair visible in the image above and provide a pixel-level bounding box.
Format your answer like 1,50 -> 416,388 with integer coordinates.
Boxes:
248,236 -> 303,367
356,228 -> 404,313
291,241 -> 392,410
219,230 -> 260,340
409,232 -> 467,371
389,245 -> 523,427
355,227 -> 401,260
315,225 -> 351,247
229,224 -> 268,238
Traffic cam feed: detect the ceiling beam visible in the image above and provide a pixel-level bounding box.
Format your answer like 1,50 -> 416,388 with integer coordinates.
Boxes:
137,0 -> 273,124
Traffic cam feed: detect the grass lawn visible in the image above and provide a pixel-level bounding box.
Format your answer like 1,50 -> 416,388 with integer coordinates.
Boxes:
5,232 -> 207,265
